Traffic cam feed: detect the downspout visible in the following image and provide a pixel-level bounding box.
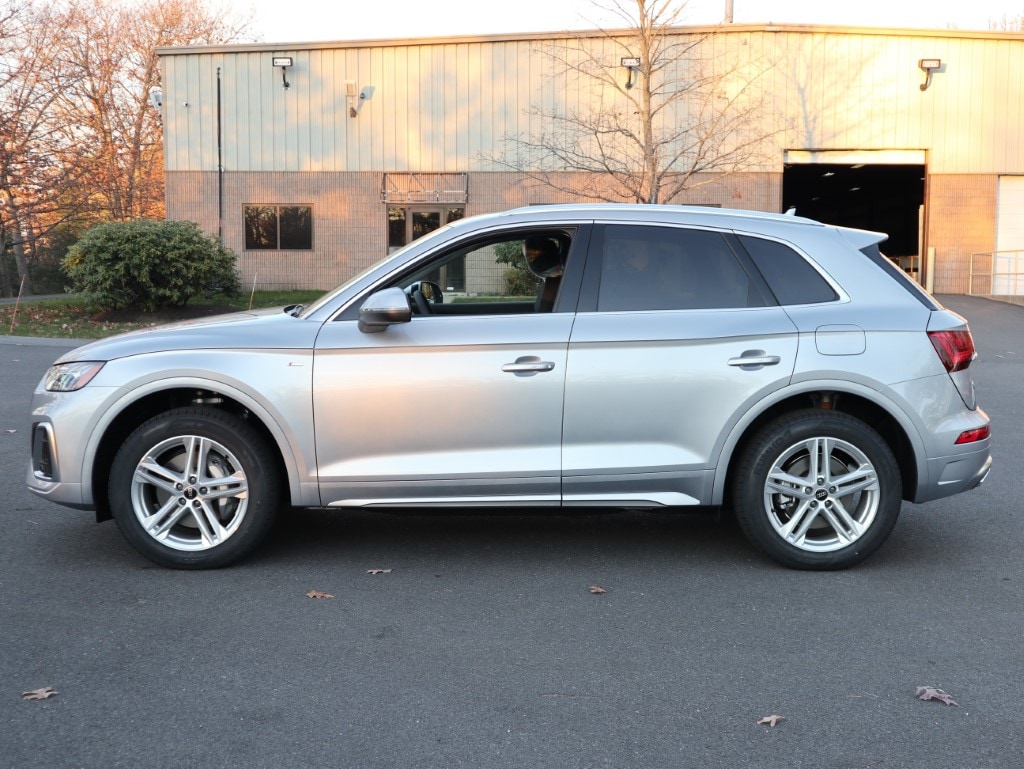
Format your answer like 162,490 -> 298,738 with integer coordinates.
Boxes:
724,0 -> 733,23
217,66 -> 223,243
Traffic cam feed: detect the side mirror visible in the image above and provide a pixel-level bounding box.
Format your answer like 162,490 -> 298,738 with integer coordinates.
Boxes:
358,287 -> 412,333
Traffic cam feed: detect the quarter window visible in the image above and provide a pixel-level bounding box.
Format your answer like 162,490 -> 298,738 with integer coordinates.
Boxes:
738,235 -> 838,305
244,205 -> 313,250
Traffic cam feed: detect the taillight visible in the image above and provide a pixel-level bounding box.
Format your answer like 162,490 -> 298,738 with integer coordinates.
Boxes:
955,426 -> 990,444
928,329 -> 975,373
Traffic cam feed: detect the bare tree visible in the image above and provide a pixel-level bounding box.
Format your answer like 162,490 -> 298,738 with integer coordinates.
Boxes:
989,12 -> 1024,31
491,0 -> 778,204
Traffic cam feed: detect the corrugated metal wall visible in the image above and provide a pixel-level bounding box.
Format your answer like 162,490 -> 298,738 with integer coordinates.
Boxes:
160,27 -> 1024,176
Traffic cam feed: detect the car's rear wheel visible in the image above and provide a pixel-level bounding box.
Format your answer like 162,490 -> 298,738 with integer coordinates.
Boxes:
731,410 -> 902,570
109,407 -> 281,569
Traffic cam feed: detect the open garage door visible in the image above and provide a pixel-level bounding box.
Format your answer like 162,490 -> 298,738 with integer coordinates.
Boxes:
783,150 -> 925,260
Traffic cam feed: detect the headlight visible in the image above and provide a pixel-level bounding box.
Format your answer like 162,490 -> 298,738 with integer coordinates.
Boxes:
44,362 -> 105,392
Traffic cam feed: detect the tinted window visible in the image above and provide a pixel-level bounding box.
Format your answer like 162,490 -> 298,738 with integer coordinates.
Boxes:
244,206 -> 277,249
858,243 -> 940,310
279,206 -> 313,249
597,225 -> 765,311
244,205 -> 313,250
739,235 -> 838,305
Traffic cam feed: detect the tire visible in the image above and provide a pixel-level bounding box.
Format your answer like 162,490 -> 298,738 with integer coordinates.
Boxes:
109,407 -> 281,569
731,410 -> 902,570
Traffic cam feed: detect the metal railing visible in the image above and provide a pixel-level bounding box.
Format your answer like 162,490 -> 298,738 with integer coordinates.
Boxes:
969,250 -> 1024,297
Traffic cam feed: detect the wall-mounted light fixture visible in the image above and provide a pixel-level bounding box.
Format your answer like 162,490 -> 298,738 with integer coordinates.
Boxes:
918,58 -> 941,91
345,80 -> 358,117
345,81 -> 375,118
621,56 -> 640,90
273,56 -> 293,89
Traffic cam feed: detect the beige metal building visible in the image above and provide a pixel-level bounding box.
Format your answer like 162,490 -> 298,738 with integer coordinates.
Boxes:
158,23 -> 1024,295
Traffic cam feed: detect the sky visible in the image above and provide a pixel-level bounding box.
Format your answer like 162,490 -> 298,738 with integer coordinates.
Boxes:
236,0 -> 1023,44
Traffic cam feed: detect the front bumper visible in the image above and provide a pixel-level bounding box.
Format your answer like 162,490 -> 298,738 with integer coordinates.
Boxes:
27,420 -> 92,510
26,385 -> 118,511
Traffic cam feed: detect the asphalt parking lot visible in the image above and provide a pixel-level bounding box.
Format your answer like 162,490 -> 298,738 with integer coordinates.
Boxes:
1,295 -> 1021,769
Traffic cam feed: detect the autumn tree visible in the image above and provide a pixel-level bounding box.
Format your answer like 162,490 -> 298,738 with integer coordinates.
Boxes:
58,0 -> 253,222
492,0 -> 778,204
0,0 -> 252,296
0,1 -> 90,296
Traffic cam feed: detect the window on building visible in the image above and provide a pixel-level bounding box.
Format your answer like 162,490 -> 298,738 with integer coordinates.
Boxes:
244,205 -> 313,250
388,206 -> 464,253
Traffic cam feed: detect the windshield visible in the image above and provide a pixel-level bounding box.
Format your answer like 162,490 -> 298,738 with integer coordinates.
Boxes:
298,222 -> 460,318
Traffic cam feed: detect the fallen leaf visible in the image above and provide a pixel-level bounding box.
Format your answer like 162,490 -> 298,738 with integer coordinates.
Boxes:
588,584 -> 606,594
915,686 -> 958,706
22,687 -> 58,701
757,714 -> 785,727
306,590 -> 334,599
366,568 -> 392,575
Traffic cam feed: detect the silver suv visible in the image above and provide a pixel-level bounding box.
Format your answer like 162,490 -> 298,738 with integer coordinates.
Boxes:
28,204 -> 992,570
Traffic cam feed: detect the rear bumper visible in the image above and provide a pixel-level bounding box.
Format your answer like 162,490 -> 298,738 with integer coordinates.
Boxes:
914,443 -> 992,503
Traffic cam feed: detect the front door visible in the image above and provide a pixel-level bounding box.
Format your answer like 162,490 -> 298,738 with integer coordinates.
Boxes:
312,226 -> 585,507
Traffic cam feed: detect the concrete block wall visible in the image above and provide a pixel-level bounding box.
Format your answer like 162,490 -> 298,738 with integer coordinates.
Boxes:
465,172 -> 782,215
926,175 -> 997,294
167,171 -> 385,291
168,168 -> 990,294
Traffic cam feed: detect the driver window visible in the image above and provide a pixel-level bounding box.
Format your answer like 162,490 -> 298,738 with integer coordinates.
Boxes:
401,231 -> 571,316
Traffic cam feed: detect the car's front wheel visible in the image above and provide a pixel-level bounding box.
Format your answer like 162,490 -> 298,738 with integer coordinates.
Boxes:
109,407 -> 281,569
731,410 -> 902,570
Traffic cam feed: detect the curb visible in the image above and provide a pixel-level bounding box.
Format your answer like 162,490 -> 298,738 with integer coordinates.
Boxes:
1,335 -> 83,348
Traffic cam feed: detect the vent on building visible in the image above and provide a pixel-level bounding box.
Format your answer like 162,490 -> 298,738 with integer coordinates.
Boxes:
382,173 -> 468,204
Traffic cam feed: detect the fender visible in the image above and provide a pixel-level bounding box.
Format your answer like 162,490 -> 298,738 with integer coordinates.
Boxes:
78,364 -> 317,508
709,378 -> 928,504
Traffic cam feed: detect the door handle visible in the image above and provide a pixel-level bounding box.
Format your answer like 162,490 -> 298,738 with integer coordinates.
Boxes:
728,351 -> 781,369
502,356 -> 556,375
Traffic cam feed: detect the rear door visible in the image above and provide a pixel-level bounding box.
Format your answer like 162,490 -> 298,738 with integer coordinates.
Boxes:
562,223 -> 799,506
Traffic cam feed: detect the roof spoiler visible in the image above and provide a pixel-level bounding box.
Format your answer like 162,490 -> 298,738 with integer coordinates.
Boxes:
837,226 -> 888,250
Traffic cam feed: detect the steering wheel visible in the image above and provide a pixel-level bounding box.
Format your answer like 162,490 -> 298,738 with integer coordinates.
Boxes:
412,288 -> 432,315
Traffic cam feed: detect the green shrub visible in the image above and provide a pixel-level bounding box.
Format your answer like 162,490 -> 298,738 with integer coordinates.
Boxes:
494,239 -> 540,296
63,219 -> 240,311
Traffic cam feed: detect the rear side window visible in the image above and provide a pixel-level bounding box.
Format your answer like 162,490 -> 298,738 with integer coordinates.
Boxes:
739,235 -> 838,305
597,225 -> 769,311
